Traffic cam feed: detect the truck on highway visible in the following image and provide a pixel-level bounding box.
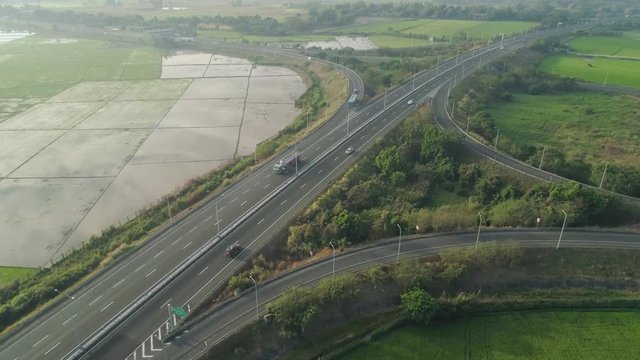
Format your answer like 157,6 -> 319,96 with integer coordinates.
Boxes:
347,89 -> 359,107
225,242 -> 242,258
272,151 -> 303,174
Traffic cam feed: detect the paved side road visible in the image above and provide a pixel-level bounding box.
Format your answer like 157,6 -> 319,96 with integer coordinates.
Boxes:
163,229 -> 640,360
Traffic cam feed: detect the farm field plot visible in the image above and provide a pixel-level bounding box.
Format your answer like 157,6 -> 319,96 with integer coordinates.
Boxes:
340,311 -> 640,360
487,93 -> 640,166
541,55 -> 640,88
568,35 -> 640,58
370,35 -> 431,48
340,19 -> 537,39
115,79 -> 192,100
0,37 -> 160,98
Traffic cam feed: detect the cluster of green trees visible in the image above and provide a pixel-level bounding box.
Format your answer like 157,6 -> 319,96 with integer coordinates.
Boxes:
283,108 -> 636,259
450,43 -> 640,196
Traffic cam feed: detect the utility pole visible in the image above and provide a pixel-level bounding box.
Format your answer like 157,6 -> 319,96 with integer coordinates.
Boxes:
599,163 -> 608,189
475,213 -> 483,249
466,112 -> 471,133
215,201 -> 220,235
603,71 -> 609,87
556,210 -> 568,250
167,199 -> 172,223
329,242 -> 336,279
494,128 -> 500,149
249,276 -> 259,321
396,224 -> 402,261
539,145 -> 546,169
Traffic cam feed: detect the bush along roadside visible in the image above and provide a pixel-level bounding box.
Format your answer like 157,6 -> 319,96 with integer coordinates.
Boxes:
202,244 -> 640,360
0,59 -> 340,335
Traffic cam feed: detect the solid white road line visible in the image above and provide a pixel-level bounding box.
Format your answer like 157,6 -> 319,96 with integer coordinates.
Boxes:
141,342 -> 152,358
145,269 -> 157,278
240,200 -> 248,206
153,249 -> 165,259
112,278 -> 126,288
43,342 -> 61,355
100,301 -> 114,312
257,218 -> 265,225
198,266 -> 209,276
183,242 -> 192,249
62,313 -> 77,326
33,334 -> 49,348
88,295 -> 103,306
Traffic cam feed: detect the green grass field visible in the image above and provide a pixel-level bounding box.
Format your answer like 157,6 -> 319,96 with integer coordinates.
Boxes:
340,311 -> 640,360
568,35 -> 640,58
541,55 -> 640,88
340,19 -> 538,39
487,92 -> 640,166
0,266 -> 38,288
0,37 -> 161,98
369,35 -> 432,48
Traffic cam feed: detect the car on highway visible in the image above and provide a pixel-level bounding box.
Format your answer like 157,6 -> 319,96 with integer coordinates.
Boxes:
407,99 -> 414,105
225,242 -> 242,258
345,146 -> 355,155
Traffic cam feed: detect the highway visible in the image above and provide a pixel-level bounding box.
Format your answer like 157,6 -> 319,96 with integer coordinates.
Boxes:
156,229 -> 640,359
0,24 -> 590,360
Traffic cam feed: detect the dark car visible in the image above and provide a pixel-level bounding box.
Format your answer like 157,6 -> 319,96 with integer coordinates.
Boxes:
225,242 -> 242,258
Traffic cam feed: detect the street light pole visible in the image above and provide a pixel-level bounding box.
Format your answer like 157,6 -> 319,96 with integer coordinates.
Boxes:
384,88 -> 388,109
249,276 -> 259,321
556,210 -> 567,250
599,163 -> 608,189
329,242 -> 336,279
54,289 -> 81,350
475,212 -> 483,249
396,224 -> 402,261
494,128 -> 500,149
539,145 -> 546,169
167,199 -> 172,223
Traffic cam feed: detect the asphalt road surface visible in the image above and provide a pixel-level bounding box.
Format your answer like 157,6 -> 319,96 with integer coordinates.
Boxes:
0,24 -> 591,360
161,229 -> 640,360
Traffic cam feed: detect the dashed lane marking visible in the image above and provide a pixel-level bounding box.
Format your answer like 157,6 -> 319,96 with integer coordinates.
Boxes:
300,183 -> 306,189
242,189 -> 250,195
88,295 -> 103,306
134,264 -> 145,272
318,169 -> 324,174
280,200 -> 287,206
183,242 -> 192,249
316,146 -> 322,151
264,184 -> 270,189
112,278 -> 126,288
204,215 -> 213,222
145,269 -> 157,278
160,298 -> 172,309
257,218 -> 265,225
230,197 -> 238,203
153,249 -> 165,259
241,200 -> 248,206
33,334 -> 49,348
188,226 -> 198,234
100,301 -> 114,312
43,342 -> 61,355
171,237 -> 183,245
62,313 -> 77,326
198,266 -> 209,276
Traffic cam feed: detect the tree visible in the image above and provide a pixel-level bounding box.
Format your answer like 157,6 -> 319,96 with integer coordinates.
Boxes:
400,289 -> 438,324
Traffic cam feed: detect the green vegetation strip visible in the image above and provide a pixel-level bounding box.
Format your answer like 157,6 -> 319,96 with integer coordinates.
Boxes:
568,35 -> 640,57
0,267 -> 38,289
338,311 -> 640,360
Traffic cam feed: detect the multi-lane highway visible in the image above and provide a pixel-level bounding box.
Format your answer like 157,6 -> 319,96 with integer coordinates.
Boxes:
0,24 -> 592,360
157,229 -> 640,359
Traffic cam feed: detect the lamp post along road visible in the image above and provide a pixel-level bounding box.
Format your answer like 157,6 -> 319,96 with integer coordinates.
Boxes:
396,224 -> 402,261
539,145 -> 546,169
599,163 -> 608,189
54,289 -> 81,351
475,213 -> 483,249
249,276 -> 259,321
329,242 -> 336,279
556,210 -> 568,250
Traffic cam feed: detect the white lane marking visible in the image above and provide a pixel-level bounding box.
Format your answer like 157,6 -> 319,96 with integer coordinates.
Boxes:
198,266 -> 209,276
141,342 -> 152,358
361,135 -> 366,139
219,205 -> 226,211
171,237 -> 183,245
33,334 -> 49,348
316,146 -> 322,151
329,137 -> 334,141
263,184 -> 270,189
204,215 -> 213,222
334,156 -> 339,161
188,225 -> 198,234
160,298 -> 172,309
241,200 -> 248,206
280,200 -> 287,206
183,242 -> 192,249
100,301 -> 114,312
88,295 -> 103,306
145,269 -> 157,278
62,313 -> 77,326
300,183 -> 306,189
318,169 -> 324,174
373,126 -> 377,130
151,329 -> 162,351
254,181 -> 260,187
242,189 -> 250,195
134,264 -> 145,272
43,342 -> 61,355
230,197 -> 238,203
265,174 -> 272,179
153,249 -> 165,259
112,278 -> 126,288
257,218 -> 265,225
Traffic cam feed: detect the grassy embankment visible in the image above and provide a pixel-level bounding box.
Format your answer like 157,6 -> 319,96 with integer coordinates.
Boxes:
0,268 -> 38,288
487,92 -> 640,169
540,33 -> 640,88
339,311 -> 640,360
